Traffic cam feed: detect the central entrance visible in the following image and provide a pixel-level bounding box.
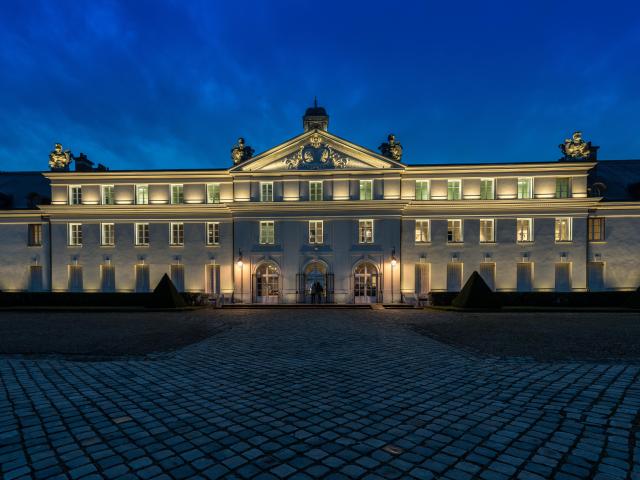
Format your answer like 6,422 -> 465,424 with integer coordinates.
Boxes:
255,262 -> 280,303
296,261 -> 334,303
354,262 -> 379,304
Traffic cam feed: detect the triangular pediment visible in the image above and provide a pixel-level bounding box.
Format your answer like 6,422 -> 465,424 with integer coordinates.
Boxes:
229,130 -> 405,173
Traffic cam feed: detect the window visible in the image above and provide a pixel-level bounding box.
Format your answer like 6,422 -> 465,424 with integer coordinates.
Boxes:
479,262 -> 496,291
480,179 -> 495,200
309,220 -> 323,244
516,218 -> 533,242
479,219 -> 495,243
206,222 -> 220,245
260,182 -> 274,202
29,265 -> 43,291
101,185 -> 114,205
415,180 -> 430,200
68,223 -> 82,246
101,223 -> 115,246
171,264 -> 185,292
135,264 -> 150,292
447,263 -> 463,292
588,217 -> 605,241
171,184 -> 184,204
517,177 -> 533,199
259,221 -> 275,245
135,223 -> 149,246
555,263 -> 572,292
358,219 -> 374,244
447,180 -> 461,200
28,224 -> 42,246
415,220 -> 430,243
517,262 -> 533,292
101,264 -> 115,292
206,264 -> 221,295
588,262 -> 605,291
447,219 -> 463,243
359,180 -> 373,200
556,178 -> 571,198
309,181 -> 323,201
69,186 -> 82,205
170,222 -> 184,246
555,217 -> 572,242
68,265 -> 83,292
207,183 -> 221,204
136,185 -> 149,205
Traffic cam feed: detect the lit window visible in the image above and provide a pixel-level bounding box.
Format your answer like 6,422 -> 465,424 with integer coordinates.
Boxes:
480,179 -> 495,200
171,185 -> 184,204
447,219 -> 463,243
170,222 -> 184,245
207,183 -> 221,204
479,219 -> 495,243
68,223 -> 82,246
359,180 -> 373,200
358,219 -> 374,243
28,224 -> 42,246
101,185 -> 114,205
516,218 -> 533,242
260,182 -> 274,202
101,223 -> 115,246
136,185 -> 149,205
447,180 -> 461,200
259,221 -> 275,244
415,220 -> 430,243
555,217 -> 572,242
556,178 -> 571,198
309,181 -> 323,201
588,217 -> 605,241
308,220 -> 323,244
415,181 -> 430,200
69,186 -> 82,205
206,222 -> 220,245
135,223 -> 149,246
517,178 -> 533,199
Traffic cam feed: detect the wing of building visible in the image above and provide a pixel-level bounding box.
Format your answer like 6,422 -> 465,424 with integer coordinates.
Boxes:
1,103 -> 639,303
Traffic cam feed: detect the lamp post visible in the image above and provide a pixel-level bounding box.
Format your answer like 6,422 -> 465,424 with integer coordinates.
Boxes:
236,249 -> 244,303
390,247 -> 397,303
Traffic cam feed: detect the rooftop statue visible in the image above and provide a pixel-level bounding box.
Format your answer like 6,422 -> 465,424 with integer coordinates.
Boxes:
378,134 -> 403,161
231,137 -> 254,165
560,131 -> 597,160
48,143 -> 71,170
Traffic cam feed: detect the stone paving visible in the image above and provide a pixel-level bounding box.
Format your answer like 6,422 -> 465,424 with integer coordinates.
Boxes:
1,309 -> 640,480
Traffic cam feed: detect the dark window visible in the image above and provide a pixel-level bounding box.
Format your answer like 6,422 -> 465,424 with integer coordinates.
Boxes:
28,224 -> 42,246
588,217 -> 605,241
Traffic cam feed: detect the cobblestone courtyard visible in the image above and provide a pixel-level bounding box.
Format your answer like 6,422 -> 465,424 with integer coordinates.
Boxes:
1,309 -> 640,479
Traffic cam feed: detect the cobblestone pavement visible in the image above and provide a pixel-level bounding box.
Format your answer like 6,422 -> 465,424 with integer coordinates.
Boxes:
1,309 -> 640,480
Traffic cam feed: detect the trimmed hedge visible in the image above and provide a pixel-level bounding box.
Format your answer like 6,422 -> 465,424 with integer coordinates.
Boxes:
429,291 -> 636,308
0,291 -> 206,308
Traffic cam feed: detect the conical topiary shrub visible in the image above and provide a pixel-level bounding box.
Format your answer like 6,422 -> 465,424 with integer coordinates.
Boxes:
451,271 -> 501,309
152,273 -> 186,308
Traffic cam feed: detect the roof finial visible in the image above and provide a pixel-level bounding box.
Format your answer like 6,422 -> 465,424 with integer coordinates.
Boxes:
314,96 -> 318,108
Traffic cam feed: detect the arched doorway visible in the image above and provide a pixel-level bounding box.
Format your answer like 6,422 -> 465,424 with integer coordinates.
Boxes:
255,262 -> 280,303
305,261 -> 326,303
354,262 -> 379,304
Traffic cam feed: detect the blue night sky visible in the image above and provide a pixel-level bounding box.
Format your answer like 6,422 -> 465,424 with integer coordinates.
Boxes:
1,0 -> 639,171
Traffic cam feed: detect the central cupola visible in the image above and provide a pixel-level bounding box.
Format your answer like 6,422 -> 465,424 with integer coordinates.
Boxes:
303,97 -> 329,131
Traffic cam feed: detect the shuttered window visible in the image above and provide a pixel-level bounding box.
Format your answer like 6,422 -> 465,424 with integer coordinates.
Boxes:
135,264 -> 150,292
446,263 -> 463,292
516,262 -> 533,292
555,263 -> 572,292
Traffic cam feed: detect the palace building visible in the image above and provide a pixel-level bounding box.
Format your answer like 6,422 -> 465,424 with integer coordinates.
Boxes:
1,102 -> 639,303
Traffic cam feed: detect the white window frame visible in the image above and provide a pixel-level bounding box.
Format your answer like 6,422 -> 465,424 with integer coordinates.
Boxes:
447,179 -> 462,201
69,186 -> 82,205
479,218 -> 495,243
555,177 -> 571,199
359,180 -> 373,200
135,223 -> 149,246
259,221 -> 275,245
100,223 -> 115,246
170,222 -> 184,246
415,219 -> 430,243
309,181 -> 323,201
207,183 -> 221,204
517,177 -> 533,199
101,185 -> 115,205
206,222 -> 220,245
358,219 -> 374,244
415,180 -> 430,201
555,217 -> 573,242
68,223 -> 82,246
171,184 -> 184,205
447,219 -> 463,243
308,220 -> 324,244
260,182 -> 274,202
136,184 -> 149,205
516,218 -> 533,242
479,178 -> 495,200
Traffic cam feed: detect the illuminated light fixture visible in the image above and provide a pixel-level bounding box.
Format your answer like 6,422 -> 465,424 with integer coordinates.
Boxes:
236,249 -> 243,268
73,256 -> 79,265
452,254 -> 459,262
390,247 -> 397,267
32,256 -> 39,265
483,253 -> 492,262
521,253 -> 529,262
594,253 -> 602,261
419,254 -> 427,263
560,253 -> 568,262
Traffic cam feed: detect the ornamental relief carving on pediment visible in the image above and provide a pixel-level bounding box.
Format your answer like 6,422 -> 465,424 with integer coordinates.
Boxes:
282,133 -> 351,170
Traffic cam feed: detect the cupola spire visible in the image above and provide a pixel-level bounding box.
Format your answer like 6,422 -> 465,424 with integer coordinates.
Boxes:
303,98 -> 329,131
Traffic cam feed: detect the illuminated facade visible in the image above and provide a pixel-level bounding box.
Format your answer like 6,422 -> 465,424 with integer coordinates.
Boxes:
1,103 -> 640,303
